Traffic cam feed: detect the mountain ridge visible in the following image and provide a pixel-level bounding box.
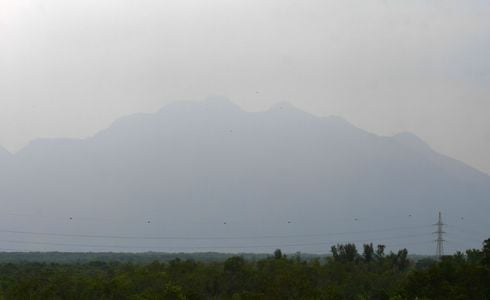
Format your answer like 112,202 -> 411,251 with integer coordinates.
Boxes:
0,98 -> 488,253
8,100 -> 422,157
4,98 -> 490,188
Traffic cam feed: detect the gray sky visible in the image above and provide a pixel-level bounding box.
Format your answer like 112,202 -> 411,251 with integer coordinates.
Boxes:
1,0 -> 489,174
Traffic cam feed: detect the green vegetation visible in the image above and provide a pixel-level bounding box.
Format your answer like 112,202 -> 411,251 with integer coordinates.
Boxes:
0,239 -> 488,299
0,252 -> 281,264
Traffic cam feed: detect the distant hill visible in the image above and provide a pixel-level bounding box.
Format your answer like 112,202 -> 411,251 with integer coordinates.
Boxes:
0,97 -> 488,254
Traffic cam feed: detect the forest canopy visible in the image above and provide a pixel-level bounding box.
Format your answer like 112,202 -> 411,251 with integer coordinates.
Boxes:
0,239 -> 488,299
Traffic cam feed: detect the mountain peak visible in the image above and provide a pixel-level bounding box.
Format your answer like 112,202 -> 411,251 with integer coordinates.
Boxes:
267,102 -> 316,120
202,96 -> 243,111
392,132 -> 432,154
268,101 -> 302,112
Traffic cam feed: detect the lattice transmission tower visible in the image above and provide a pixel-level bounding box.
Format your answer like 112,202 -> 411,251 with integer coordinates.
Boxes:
433,211 -> 445,259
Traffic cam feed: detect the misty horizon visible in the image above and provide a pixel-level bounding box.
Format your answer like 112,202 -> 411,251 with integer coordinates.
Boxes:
0,97 -> 488,254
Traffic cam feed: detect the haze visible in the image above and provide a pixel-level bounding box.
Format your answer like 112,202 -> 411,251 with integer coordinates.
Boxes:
1,0 -> 490,174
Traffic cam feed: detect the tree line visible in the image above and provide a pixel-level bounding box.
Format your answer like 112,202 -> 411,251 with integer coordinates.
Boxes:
0,239 -> 488,299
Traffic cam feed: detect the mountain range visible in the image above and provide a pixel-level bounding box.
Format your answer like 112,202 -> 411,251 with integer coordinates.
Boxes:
0,97 -> 488,254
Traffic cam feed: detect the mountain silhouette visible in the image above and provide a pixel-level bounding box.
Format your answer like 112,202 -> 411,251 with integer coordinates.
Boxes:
0,97 -> 488,253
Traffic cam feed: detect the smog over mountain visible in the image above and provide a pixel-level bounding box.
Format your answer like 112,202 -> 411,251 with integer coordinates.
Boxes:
0,0 -> 489,257
2,0 -> 490,175
0,98 -> 488,254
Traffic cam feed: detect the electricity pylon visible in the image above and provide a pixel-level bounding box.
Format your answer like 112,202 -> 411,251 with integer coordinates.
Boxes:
433,211 -> 445,259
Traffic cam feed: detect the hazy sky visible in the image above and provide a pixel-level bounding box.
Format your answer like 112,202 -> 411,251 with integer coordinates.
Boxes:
1,0 -> 489,173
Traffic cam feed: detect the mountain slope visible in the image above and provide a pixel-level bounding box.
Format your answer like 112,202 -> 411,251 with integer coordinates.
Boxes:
0,146 -> 10,160
0,98 -> 488,253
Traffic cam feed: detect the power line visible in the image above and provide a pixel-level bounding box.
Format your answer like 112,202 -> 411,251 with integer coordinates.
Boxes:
0,224 -> 432,241
0,233 -> 433,252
